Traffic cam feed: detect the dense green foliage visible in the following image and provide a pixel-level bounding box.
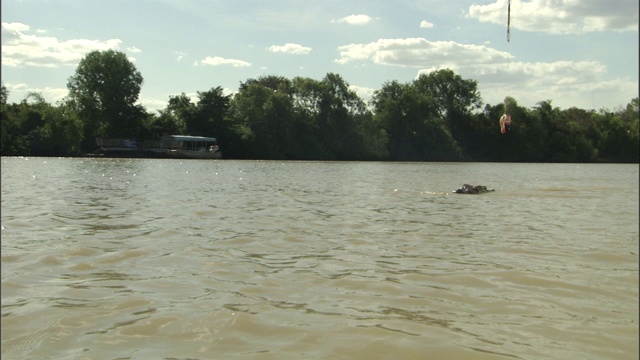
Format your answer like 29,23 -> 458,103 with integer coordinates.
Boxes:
1,50 -> 638,162
66,49 -> 145,150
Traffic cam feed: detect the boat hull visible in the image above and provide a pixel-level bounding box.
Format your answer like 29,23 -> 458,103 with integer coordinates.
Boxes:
166,149 -> 223,159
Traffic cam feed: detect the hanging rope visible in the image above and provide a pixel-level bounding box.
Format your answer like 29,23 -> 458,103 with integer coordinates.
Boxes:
507,0 -> 511,42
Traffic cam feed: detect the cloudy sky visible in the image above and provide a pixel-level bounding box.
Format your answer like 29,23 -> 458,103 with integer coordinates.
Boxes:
2,0 -> 638,113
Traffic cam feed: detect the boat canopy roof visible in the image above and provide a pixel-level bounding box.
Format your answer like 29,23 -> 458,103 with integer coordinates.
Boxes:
162,135 -> 217,142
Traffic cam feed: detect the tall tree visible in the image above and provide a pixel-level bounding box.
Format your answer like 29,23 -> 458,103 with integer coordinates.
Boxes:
317,73 -> 372,159
1,84 -> 8,146
190,87 -> 231,137
372,80 -> 426,160
414,70 -> 481,116
2,86 -> 26,155
373,72 -> 465,161
0,83 -> 7,105
413,69 -> 482,141
67,49 -> 144,150
230,76 -> 295,159
165,93 -> 194,132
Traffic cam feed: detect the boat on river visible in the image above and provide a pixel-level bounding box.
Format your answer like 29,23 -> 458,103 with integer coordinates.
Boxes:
143,135 -> 222,159
95,135 -> 222,159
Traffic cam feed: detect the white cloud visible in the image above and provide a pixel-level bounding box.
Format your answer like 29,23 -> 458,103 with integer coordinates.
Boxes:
2,22 -> 29,32
349,84 -> 376,102
1,22 -> 123,67
332,14 -> 374,25
420,59 -> 633,109
334,36 -> 634,109
478,74 -> 637,110
419,20 -> 434,29
221,87 -> 236,97
468,0 -> 639,34
335,38 -> 513,67
139,90 -> 239,113
198,56 -> 251,67
139,97 -> 167,112
127,46 -> 142,53
424,60 -> 607,87
174,51 -> 187,62
3,82 -> 68,103
267,43 -> 312,55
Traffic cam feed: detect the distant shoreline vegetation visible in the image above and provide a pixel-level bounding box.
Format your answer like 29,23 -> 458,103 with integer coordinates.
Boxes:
1,50 -> 638,163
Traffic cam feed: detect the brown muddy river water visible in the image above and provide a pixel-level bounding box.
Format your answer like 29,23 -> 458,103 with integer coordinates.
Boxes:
1,157 -> 638,359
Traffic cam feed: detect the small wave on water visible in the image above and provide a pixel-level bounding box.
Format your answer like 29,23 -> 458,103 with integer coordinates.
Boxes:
1,158 -> 638,359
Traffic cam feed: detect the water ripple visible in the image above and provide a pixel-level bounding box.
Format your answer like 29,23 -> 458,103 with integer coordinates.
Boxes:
1,158 -> 638,359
